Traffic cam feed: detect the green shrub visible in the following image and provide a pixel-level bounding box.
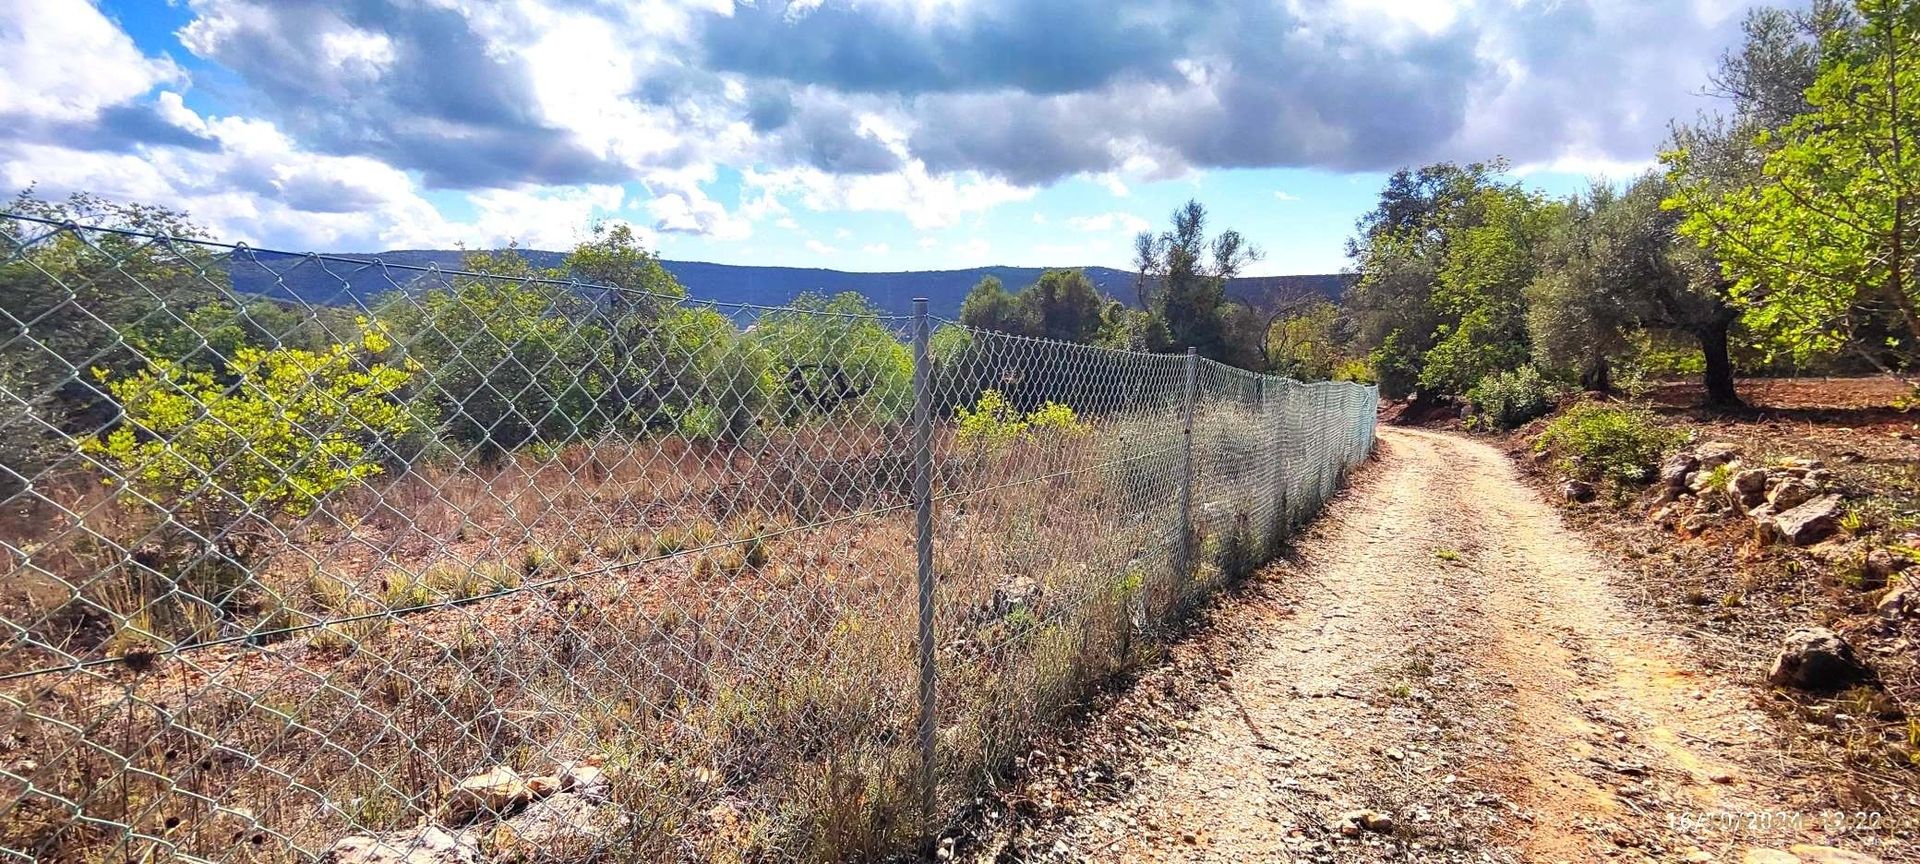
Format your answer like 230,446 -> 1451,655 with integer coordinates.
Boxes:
1332,358 -> 1375,383
82,326 -> 416,605
1368,330 -> 1422,400
954,390 -> 1088,446
1532,403 -> 1681,488
1466,366 -> 1564,430
1022,400 -> 1088,437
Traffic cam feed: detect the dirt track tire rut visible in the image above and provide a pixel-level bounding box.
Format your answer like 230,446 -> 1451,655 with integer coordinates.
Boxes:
1043,428 -> 1891,863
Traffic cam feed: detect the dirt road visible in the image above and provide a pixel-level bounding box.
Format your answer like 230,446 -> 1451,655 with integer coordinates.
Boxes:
1034,428 -> 1893,863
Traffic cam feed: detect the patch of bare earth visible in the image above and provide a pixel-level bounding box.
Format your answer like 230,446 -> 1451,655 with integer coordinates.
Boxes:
973,428 -> 1902,863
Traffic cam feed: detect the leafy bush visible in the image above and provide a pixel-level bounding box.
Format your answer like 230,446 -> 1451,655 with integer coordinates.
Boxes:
755,292 -> 913,422
1368,330 -> 1422,399
656,307 -> 774,440
388,250 -> 608,456
954,390 -> 1088,446
1465,366 -> 1564,430
954,390 -> 1027,446
1531,403 -> 1681,489
1023,400 -> 1089,437
1332,358 -> 1375,383
83,326 -> 416,604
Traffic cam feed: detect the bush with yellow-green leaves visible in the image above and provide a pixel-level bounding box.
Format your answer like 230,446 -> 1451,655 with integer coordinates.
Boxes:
80,322 -> 417,604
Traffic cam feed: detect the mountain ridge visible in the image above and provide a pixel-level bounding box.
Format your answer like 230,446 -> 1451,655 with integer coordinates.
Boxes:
229,248 -> 1351,320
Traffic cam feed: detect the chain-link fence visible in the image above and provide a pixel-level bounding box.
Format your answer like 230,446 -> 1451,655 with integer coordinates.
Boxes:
0,212 -> 1376,863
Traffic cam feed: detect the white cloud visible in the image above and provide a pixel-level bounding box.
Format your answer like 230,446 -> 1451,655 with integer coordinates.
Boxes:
805,239 -> 837,255
947,237 -> 990,264
1511,152 -> 1659,179
1274,190 -> 1300,201
744,161 -> 1034,230
1092,172 -> 1131,198
1066,211 -> 1150,234
642,165 -> 753,240
0,0 -> 182,120
861,242 -> 890,255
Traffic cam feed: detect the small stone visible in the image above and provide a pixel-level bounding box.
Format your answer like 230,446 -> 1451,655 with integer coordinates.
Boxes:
323,827 -> 478,864
1766,478 -> 1820,513
437,766 -> 532,825
1562,480 -> 1597,503
1730,468 -> 1770,496
1767,627 -> 1871,691
1877,582 -> 1917,620
1865,548 -> 1911,581
1680,513 -> 1718,535
1695,442 -> 1742,469
990,576 -> 1041,618
1333,809 -> 1393,835
1660,453 -> 1700,487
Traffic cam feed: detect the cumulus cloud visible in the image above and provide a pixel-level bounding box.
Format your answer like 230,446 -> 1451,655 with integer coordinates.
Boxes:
1066,212 -> 1150,234
698,0 -> 1762,183
1,0 -> 1771,250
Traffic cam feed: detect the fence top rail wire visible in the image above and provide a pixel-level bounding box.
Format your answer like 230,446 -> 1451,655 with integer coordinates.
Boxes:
0,211 -> 913,321
932,317 -> 1366,391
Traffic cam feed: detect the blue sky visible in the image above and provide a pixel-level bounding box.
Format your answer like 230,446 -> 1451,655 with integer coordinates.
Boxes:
2,0 -> 1768,276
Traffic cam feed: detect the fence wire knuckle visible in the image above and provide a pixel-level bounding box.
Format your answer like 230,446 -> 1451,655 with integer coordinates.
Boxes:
0,213 -> 1377,862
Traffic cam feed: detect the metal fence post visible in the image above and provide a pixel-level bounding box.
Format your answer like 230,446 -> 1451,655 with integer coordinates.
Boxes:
1177,347 -> 1197,583
1271,379 -> 1287,542
910,298 -> 937,833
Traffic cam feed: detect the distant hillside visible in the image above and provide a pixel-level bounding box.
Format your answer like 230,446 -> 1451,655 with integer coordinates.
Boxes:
227,249 -> 1350,320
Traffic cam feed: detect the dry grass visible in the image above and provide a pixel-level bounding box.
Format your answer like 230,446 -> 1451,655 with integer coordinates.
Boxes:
0,401 -> 1343,862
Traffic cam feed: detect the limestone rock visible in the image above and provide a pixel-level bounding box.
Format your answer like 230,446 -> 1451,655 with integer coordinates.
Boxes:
1680,513 -> 1718,535
1767,627 -> 1870,691
991,576 -> 1041,618
1695,441 -> 1742,469
1767,478 -> 1820,513
1864,548 -> 1912,582
1757,495 -> 1843,546
438,766 -> 533,825
1659,453 -> 1699,490
1877,582 -> 1917,620
1730,468 -> 1771,496
323,827 -> 478,864
558,756 -> 610,799
478,792 -> 629,858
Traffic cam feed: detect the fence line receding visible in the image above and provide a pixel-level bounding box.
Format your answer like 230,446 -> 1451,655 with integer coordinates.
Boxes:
0,213 -> 1377,863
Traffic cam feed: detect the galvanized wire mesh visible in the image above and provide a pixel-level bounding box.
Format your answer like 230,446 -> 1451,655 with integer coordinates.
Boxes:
0,212 -> 1376,863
